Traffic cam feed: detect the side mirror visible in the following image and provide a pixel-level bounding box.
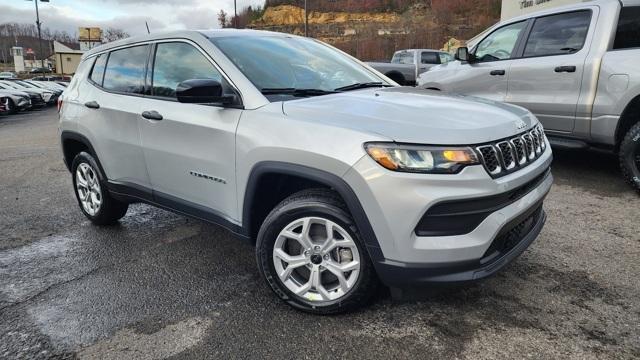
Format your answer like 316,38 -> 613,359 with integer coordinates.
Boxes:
176,79 -> 236,106
455,47 -> 477,63
455,47 -> 469,62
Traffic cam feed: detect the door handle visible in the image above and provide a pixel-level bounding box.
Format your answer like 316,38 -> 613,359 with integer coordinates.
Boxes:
554,66 -> 576,73
141,110 -> 163,121
490,70 -> 506,76
84,101 -> 100,109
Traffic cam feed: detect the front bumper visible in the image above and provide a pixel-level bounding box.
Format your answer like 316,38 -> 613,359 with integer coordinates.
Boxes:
29,95 -> 46,108
375,203 -> 546,286
343,143 -> 553,287
17,98 -> 32,110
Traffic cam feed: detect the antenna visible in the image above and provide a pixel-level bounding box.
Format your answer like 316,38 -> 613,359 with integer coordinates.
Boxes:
145,21 -> 151,34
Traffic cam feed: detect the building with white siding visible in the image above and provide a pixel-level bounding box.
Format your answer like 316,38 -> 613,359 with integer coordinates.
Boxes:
501,0 -> 583,20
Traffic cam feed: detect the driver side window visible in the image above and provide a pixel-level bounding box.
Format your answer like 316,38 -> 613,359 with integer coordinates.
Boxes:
475,21 -> 527,62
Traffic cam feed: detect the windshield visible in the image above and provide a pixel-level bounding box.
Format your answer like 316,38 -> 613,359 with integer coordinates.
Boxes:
0,82 -> 21,89
15,81 -> 35,88
210,35 -> 386,98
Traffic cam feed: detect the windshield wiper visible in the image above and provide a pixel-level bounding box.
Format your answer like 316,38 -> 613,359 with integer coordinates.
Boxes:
334,82 -> 392,92
260,88 -> 337,97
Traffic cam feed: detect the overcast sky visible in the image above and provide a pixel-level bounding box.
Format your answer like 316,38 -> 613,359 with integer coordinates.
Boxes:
0,0 -> 265,37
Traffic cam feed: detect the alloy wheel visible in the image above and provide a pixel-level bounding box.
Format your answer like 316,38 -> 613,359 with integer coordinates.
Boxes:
76,163 -> 102,216
272,217 -> 361,302
3,98 -> 11,112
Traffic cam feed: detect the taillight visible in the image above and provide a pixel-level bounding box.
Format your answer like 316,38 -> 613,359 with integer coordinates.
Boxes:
57,97 -> 63,112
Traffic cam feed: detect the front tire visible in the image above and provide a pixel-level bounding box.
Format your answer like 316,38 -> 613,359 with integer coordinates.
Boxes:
71,151 -> 129,225
6,99 -> 17,115
619,122 -> 640,193
256,189 -> 379,314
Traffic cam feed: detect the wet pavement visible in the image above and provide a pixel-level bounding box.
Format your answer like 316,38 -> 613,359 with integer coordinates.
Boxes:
1,108 -> 639,359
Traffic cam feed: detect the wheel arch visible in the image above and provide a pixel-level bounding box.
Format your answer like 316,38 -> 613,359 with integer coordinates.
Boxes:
60,131 -> 106,177
615,94 -> 640,149
242,161 -> 384,261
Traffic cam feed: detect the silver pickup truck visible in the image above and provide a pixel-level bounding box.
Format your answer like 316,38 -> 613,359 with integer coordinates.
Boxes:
419,0 -> 640,192
367,49 -> 454,86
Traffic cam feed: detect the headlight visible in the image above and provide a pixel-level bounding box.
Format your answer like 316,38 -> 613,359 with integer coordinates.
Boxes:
364,142 -> 479,174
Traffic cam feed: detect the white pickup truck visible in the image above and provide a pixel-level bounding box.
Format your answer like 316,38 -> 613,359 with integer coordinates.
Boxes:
419,0 -> 640,192
367,49 -> 454,86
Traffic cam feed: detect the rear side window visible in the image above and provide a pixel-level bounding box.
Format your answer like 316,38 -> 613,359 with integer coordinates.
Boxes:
151,42 -> 222,98
420,52 -> 439,64
89,54 -> 107,85
614,7 -> 640,50
391,51 -> 414,64
523,11 -> 591,57
102,45 -> 149,94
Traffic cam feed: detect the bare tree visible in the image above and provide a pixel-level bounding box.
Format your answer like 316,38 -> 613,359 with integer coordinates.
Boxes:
218,9 -> 229,28
103,27 -> 129,43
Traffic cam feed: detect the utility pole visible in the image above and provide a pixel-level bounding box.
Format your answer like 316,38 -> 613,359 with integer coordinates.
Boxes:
234,0 -> 238,28
30,0 -> 49,77
304,0 -> 308,37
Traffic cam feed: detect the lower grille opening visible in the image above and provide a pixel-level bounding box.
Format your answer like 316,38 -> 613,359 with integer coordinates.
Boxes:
415,168 -> 550,237
482,204 -> 543,261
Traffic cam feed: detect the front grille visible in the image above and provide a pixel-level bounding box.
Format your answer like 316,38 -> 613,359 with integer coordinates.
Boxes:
476,125 -> 547,178
483,204 -> 543,259
477,146 -> 501,174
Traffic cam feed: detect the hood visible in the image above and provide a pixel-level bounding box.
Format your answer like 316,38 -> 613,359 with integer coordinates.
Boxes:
418,61 -> 460,82
17,87 -> 49,95
0,89 -> 30,98
0,83 -> 48,95
282,87 -> 537,144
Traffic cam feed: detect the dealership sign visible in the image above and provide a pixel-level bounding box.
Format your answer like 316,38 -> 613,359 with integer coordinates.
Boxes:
519,0 -> 553,9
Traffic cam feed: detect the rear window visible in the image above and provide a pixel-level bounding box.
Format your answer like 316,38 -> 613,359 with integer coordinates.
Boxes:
614,6 -> 640,50
102,45 -> 149,94
90,54 -> 107,85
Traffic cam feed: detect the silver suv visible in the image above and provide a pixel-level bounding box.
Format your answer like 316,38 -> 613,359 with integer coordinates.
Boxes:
419,0 -> 640,192
59,30 -> 553,314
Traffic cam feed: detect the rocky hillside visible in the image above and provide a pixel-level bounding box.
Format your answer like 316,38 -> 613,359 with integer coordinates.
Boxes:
246,0 -> 500,61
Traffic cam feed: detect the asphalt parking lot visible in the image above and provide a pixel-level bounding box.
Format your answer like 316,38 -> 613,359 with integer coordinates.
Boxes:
1,107 -> 639,359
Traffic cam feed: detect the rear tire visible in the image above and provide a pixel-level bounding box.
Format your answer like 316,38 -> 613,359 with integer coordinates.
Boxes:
71,151 -> 129,225
619,122 -> 640,193
256,189 -> 379,314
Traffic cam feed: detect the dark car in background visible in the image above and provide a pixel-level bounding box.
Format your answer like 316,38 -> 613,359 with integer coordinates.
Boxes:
30,67 -> 53,74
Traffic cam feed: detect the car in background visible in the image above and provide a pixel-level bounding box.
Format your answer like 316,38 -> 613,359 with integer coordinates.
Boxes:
0,85 -> 32,113
0,79 -> 54,106
29,80 -> 67,92
419,0 -> 640,192
32,75 -> 71,82
367,49 -> 454,86
19,80 -> 64,98
29,67 -> 52,74
0,71 -> 17,79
